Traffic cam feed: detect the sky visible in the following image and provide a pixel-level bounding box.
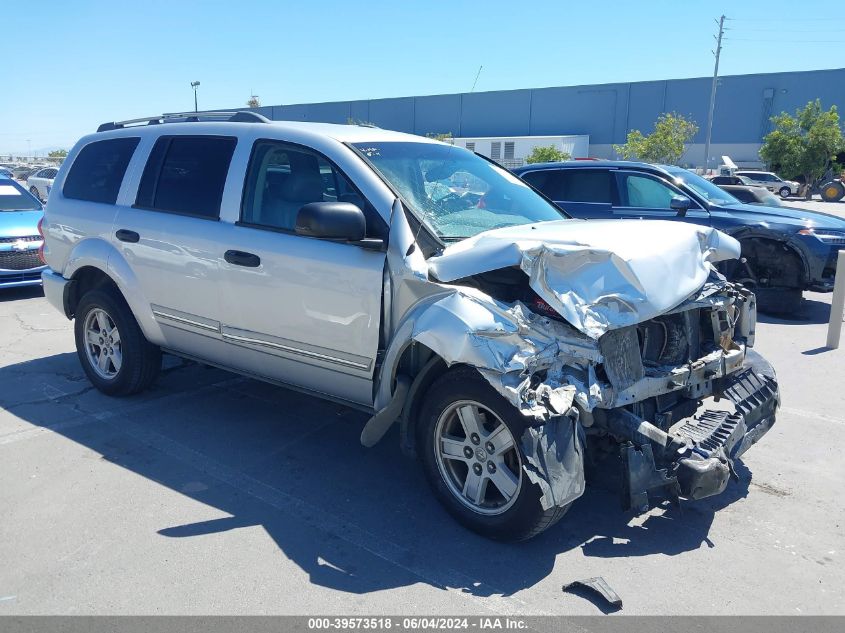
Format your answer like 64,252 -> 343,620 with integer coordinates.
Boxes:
2,0 -> 843,155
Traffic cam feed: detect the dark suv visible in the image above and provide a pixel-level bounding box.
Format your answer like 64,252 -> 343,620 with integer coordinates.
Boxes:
514,161 -> 845,314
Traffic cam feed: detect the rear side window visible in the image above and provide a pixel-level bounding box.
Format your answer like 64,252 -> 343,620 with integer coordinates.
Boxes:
63,137 -> 140,204
521,169 -> 612,203
136,135 -> 236,219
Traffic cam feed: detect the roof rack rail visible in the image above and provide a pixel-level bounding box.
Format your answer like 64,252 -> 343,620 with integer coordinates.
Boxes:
96,110 -> 270,133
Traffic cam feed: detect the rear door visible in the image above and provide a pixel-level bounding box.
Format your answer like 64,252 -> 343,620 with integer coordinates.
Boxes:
612,170 -> 710,226
519,168 -> 614,218
112,134 -> 237,361
216,139 -> 387,407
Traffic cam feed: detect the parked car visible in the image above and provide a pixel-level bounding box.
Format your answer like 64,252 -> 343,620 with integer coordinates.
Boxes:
514,161 -> 845,314
11,165 -> 36,181
717,184 -> 786,207
734,171 -> 799,199
0,175 -> 46,289
709,175 -> 755,186
41,112 -> 778,541
27,166 -> 58,201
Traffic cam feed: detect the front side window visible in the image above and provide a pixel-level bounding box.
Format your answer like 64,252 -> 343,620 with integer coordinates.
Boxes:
241,140 -> 385,237
353,141 -> 567,240
136,135 -> 236,219
619,174 -> 677,208
63,137 -> 140,204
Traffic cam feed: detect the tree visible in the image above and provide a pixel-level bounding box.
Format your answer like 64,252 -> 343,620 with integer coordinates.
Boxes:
613,112 -> 698,165
525,146 -> 570,164
426,132 -> 453,142
48,149 -> 68,158
246,94 -> 261,108
759,99 -> 843,195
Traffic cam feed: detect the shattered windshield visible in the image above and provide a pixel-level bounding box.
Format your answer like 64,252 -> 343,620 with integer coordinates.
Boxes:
664,166 -> 740,207
353,141 -> 567,240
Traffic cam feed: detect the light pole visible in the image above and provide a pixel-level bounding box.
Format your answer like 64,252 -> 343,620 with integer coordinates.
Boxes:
191,81 -> 201,112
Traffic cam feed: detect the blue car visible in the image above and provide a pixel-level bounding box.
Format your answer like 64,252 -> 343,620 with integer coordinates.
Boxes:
513,161 -> 845,314
0,176 -> 45,289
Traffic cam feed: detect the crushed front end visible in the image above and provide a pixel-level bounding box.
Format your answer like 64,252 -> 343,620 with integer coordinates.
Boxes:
496,278 -> 779,512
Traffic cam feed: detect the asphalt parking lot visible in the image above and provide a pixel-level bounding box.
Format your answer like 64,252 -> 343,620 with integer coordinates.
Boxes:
1,198 -> 844,616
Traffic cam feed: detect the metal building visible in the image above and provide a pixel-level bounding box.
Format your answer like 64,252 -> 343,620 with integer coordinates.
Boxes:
238,68 -> 845,167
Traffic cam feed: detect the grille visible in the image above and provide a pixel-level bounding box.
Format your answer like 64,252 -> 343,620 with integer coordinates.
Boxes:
0,235 -> 40,244
0,250 -> 42,270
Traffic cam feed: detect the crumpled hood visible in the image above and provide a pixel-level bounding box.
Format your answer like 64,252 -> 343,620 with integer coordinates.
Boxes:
428,219 -> 740,339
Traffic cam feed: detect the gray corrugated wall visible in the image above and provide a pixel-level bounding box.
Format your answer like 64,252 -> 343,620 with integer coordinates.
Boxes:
245,68 -> 844,145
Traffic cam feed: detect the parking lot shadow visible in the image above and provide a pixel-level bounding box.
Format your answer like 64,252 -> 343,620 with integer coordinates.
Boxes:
0,286 -> 44,303
757,298 -> 830,326
0,353 -> 753,598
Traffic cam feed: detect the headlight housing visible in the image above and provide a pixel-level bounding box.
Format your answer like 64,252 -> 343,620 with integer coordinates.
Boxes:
798,228 -> 845,245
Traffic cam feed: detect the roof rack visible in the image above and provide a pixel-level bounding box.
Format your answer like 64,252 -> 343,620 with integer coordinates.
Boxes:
97,110 -> 270,133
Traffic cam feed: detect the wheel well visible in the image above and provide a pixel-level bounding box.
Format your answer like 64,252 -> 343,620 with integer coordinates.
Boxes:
68,266 -> 120,317
738,237 -> 806,289
393,342 -> 449,457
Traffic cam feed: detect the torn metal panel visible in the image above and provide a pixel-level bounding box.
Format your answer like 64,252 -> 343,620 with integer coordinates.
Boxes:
428,219 -> 740,339
520,413 -> 586,511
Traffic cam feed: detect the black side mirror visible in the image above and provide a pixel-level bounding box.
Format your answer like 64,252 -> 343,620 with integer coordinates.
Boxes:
295,201 -> 366,241
670,195 -> 692,217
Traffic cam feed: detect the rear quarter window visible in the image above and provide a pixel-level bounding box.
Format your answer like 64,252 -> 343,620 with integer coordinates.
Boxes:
63,137 -> 140,204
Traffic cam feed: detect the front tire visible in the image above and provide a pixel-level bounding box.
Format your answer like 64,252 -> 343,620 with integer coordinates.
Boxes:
778,186 -> 791,199
417,366 -> 570,541
74,289 -> 161,396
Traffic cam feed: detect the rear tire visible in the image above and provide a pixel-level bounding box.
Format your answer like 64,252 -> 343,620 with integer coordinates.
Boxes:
417,366 -> 570,541
820,181 -> 845,203
74,289 -> 161,396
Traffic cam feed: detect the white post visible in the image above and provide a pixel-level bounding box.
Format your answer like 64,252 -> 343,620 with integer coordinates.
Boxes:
827,251 -> 845,349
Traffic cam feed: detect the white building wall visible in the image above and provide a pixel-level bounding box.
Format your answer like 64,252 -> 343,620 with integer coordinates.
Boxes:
450,135 -> 590,168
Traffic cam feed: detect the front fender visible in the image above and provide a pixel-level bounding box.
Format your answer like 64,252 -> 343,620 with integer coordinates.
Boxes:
64,238 -> 166,345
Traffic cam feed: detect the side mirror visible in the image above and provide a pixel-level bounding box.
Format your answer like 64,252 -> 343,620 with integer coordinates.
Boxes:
295,201 -> 366,241
670,195 -> 692,217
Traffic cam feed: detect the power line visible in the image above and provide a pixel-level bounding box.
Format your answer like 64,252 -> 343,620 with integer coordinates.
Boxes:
728,16 -> 845,22
725,37 -> 845,43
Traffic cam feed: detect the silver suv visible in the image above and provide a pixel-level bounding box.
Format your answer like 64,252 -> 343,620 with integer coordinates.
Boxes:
41,112 -> 780,540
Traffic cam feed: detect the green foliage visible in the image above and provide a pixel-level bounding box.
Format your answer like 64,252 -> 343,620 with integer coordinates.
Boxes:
48,149 -> 68,158
426,132 -> 453,142
525,146 -> 570,164
759,99 -> 843,186
613,112 -> 698,165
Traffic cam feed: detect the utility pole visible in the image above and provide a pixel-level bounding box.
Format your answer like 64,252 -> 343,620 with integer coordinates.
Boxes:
191,81 -> 201,112
703,15 -> 726,172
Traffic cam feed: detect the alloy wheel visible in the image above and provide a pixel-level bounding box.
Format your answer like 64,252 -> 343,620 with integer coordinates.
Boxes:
434,400 -> 522,516
83,308 -> 122,380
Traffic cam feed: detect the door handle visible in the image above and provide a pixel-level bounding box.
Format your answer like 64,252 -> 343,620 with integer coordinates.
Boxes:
115,229 -> 140,243
224,250 -> 261,268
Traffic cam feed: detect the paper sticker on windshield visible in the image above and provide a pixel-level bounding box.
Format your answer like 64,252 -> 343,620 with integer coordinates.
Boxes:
0,185 -> 23,196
